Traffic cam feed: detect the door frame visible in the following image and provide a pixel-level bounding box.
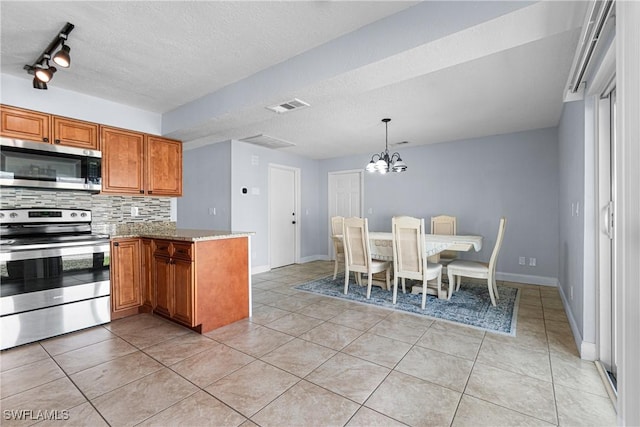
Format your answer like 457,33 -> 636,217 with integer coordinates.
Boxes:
327,169 -> 364,257
268,163 -> 301,268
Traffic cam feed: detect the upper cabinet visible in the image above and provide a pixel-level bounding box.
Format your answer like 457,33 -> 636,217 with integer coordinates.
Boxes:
101,126 -> 145,195
1,105 -> 99,150
1,105 -> 50,143
101,127 -> 183,197
52,116 -> 99,149
146,135 -> 182,197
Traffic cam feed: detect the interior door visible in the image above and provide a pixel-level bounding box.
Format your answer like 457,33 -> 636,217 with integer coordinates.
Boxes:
269,165 -> 297,268
328,171 -> 363,257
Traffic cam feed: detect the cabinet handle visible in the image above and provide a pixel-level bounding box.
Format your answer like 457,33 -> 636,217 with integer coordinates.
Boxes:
148,191 -> 153,194
139,190 -> 144,194
43,137 -> 49,142
113,242 -> 119,247
54,139 -> 61,144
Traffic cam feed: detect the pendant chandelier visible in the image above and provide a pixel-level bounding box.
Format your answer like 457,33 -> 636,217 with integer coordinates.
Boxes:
365,118 -> 407,174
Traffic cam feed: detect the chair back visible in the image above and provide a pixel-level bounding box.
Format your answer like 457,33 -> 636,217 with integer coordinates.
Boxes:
343,217 -> 371,270
431,215 -> 457,235
331,216 -> 344,236
331,216 -> 345,254
392,216 -> 425,278
488,217 -> 507,274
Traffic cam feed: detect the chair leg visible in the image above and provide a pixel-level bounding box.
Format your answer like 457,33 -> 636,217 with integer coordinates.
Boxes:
385,268 -> 391,292
436,272 -> 442,300
366,273 -> 373,299
456,276 -> 462,291
491,274 -> 500,300
392,274 -> 399,304
333,258 -> 339,280
421,279 -> 428,310
344,267 -> 350,294
401,278 -> 406,294
447,271 -> 454,296
487,279 -> 497,306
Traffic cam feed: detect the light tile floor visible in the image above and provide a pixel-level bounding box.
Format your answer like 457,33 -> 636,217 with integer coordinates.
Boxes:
0,261 -> 617,426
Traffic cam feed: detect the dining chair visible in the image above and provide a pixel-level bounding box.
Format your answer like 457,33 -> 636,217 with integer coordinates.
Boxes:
429,215 -> 458,265
330,216 -> 345,279
342,217 -> 391,298
446,217 -> 506,305
392,216 -> 443,309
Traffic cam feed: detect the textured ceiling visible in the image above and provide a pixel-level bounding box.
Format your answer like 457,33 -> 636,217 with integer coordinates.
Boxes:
0,1 -> 587,159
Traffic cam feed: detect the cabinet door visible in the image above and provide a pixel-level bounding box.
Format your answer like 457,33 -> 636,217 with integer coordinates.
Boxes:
111,239 -> 142,312
52,117 -> 99,149
101,126 -> 144,194
0,105 -> 50,143
153,254 -> 173,318
172,258 -> 194,326
146,135 -> 183,196
140,239 -> 154,310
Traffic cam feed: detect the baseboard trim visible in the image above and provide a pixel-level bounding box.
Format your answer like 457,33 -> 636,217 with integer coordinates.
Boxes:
299,255 -> 330,263
496,272 -> 559,286
252,265 -> 270,274
557,284 -> 596,361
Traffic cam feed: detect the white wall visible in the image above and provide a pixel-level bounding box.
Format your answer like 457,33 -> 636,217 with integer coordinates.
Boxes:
1,74 -> 161,134
319,127 -> 560,285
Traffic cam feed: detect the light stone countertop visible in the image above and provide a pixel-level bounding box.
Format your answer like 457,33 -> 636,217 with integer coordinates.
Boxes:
110,222 -> 253,242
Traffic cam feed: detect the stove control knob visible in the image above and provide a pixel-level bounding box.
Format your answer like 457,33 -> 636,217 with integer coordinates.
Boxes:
80,212 -> 87,217
70,212 -> 78,218
0,213 -> 4,219
10,212 -> 18,218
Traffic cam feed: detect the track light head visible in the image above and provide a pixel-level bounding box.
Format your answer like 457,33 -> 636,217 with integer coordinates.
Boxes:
35,63 -> 57,83
52,43 -> 71,68
32,77 -> 47,90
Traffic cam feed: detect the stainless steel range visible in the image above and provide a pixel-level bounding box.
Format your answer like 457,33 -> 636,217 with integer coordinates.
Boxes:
0,208 -> 110,350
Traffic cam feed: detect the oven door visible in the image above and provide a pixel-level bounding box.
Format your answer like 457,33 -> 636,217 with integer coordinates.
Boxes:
0,241 -> 110,349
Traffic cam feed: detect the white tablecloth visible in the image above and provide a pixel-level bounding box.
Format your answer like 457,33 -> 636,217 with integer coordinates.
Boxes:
367,232 -> 483,261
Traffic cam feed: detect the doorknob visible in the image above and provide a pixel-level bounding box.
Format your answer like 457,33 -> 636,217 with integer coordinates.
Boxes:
292,221 -> 296,224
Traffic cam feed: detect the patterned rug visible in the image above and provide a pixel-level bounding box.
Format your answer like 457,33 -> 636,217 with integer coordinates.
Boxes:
294,275 -> 520,336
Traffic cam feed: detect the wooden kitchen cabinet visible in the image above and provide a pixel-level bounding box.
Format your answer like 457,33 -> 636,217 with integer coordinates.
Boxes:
101,126 -> 145,195
101,126 -> 183,196
0,105 -> 50,143
52,116 -> 99,149
146,135 -> 182,196
110,238 -> 142,317
152,240 -> 195,327
1,105 -> 99,150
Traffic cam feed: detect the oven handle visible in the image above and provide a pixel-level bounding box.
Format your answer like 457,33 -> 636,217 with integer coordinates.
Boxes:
0,243 -> 110,262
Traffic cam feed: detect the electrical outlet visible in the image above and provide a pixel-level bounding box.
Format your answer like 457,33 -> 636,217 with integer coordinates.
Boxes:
131,206 -> 139,217
518,256 -> 526,265
208,207 -> 216,215
529,257 -> 536,266
570,286 -> 574,300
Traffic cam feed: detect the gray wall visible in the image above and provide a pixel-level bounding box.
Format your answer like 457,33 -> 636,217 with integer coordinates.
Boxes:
177,141 -> 232,230
230,140 -> 322,268
319,127 -> 560,284
558,100 -> 586,335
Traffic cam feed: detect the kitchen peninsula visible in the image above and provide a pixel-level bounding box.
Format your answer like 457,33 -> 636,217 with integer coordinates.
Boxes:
110,224 -> 253,334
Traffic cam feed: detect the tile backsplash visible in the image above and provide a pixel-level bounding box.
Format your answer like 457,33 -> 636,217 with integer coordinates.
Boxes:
0,188 -> 172,235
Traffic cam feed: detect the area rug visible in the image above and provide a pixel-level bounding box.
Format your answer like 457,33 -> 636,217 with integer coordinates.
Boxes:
294,275 -> 520,336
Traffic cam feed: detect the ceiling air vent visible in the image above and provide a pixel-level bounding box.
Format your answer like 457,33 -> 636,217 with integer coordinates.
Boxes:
266,98 -> 310,114
238,134 -> 296,149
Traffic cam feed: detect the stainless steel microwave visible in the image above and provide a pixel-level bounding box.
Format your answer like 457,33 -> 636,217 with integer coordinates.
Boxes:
0,138 -> 101,192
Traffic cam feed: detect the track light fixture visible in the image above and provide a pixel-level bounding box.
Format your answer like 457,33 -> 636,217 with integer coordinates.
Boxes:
23,22 -> 74,90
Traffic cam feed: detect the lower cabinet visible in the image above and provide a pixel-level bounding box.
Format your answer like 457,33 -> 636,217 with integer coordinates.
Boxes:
110,238 -> 142,317
110,236 -> 249,332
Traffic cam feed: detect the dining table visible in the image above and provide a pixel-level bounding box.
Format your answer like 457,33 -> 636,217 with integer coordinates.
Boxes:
334,232 -> 483,299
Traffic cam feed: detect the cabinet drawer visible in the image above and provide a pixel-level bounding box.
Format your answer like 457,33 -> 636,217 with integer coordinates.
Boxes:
171,243 -> 193,261
153,240 -> 171,257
